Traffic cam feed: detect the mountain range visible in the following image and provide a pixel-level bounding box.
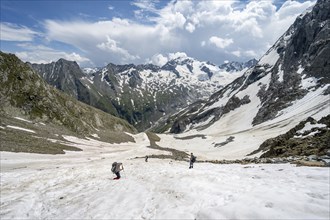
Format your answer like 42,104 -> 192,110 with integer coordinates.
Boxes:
29,55 -> 257,131
0,0 -> 329,159
151,0 -> 329,159
1,1 -> 330,219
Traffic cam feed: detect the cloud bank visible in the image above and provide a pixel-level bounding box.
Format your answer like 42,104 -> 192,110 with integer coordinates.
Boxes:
1,0 -> 316,67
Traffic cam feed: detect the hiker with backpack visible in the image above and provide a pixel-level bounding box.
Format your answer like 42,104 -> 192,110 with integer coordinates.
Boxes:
189,153 -> 196,169
111,162 -> 124,179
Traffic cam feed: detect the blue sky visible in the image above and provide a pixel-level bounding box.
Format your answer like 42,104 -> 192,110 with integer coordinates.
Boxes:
1,0 -> 316,67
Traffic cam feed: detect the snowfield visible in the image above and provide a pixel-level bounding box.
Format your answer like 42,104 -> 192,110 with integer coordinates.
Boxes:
1,133 -> 329,219
160,74 -> 330,160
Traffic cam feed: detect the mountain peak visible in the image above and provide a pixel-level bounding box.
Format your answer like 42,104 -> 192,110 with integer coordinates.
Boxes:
157,0 -> 329,143
219,59 -> 257,72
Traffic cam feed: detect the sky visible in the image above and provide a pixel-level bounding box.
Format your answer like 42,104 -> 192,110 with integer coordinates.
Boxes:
0,0 -> 316,67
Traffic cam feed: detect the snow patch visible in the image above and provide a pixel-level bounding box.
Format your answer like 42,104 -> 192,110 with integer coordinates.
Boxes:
277,64 -> 284,82
101,68 -> 107,82
301,76 -> 318,89
297,66 -> 304,74
6,125 -> 35,133
297,122 -> 326,134
14,117 -> 32,123
91,133 -> 100,139
259,49 -> 280,66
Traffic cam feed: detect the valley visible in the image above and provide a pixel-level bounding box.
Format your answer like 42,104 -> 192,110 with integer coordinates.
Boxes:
1,0 -> 329,219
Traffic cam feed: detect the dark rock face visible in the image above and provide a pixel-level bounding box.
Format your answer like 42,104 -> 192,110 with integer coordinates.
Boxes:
160,0 -> 330,134
30,59 -> 119,118
201,66 -> 213,79
161,60 -> 181,77
223,95 -> 251,115
28,59 -> 84,98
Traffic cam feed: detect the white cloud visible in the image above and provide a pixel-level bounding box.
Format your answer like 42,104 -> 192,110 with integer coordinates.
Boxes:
234,17 -> 263,38
15,43 -> 91,66
185,23 -> 195,33
155,11 -> 186,30
244,50 -> 257,57
0,22 -> 39,41
168,52 -> 187,60
209,36 -> 233,49
132,0 -> 158,13
64,52 -> 91,63
231,50 -> 241,57
97,36 -> 139,62
132,0 -> 159,20
10,0 -> 315,66
108,5 -> 114,10
150,54 -> 168,66
149,52 -> 188,66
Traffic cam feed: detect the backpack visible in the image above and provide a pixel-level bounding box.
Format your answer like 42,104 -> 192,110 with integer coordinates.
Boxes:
192,156 -> 196,163
111,162 -> 117,173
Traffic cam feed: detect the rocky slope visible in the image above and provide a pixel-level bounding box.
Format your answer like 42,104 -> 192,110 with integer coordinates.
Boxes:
0,52 -> 136,153
28,60 -> 119,118
249,115 -> 330,158
31,55 -> 256,131
157,0 -> 329,134
150,0 -> 329,160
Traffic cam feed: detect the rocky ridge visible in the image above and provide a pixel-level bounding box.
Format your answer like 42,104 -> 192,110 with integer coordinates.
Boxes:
28,60 -> 119,118
31,56 -> 256,131
157,0 -> 330,134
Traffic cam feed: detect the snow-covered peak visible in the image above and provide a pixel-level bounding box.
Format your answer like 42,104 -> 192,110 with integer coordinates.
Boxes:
219,59 -> 258,72
82,67 -> 100,75
88,56 -> 257,130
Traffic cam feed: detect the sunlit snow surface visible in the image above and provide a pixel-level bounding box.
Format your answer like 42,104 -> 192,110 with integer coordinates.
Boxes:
1,133 -> 329,219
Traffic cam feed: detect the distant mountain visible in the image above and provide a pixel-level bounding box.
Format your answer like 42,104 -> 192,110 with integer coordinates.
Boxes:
28,59 -> 84,98
152,0 -> 329,157
82,67 -> 100,75
0,52 -> 136,135
28,60 -> 119,118
219,59 -> 258,72
31,55 -> 256,131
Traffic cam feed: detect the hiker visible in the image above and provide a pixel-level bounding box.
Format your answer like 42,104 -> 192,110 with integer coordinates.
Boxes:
189,153 -> 196,169
111,162 -> 124,179
145,155 -> 148,162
